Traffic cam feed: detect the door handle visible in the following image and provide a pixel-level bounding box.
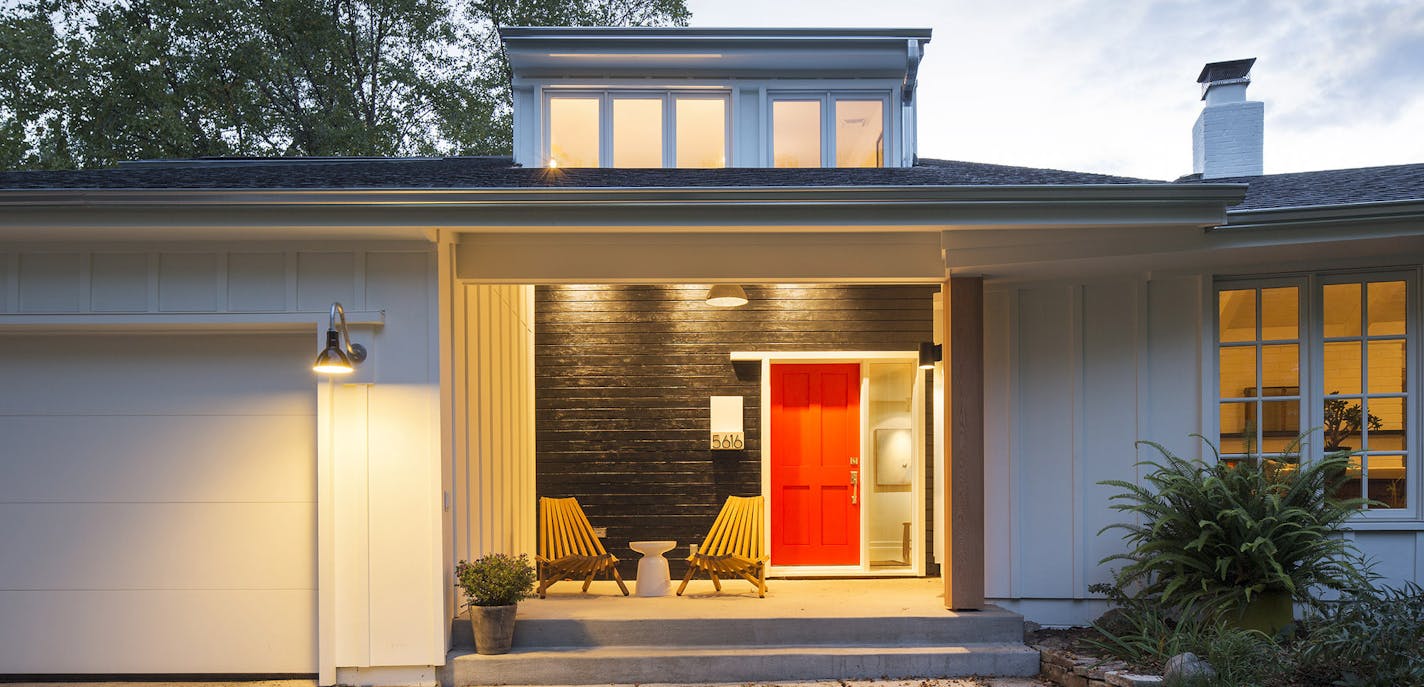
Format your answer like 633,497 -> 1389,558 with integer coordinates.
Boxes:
850,469 -> 859,505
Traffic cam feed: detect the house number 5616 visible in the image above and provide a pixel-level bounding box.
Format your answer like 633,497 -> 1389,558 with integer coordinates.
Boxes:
710,432 -> 745,450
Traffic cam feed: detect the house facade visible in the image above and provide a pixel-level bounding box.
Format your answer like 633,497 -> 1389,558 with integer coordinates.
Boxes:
1,26 -> 1422,686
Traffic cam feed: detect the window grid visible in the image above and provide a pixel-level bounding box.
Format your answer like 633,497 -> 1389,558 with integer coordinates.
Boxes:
1215,272 -> 1417,518
1218,284 -> 1303,460
543,91 -> 731,169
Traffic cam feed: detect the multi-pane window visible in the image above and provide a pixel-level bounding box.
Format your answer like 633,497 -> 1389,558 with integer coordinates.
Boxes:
1216,274 -> 1413,513
1321,278 -> 1409,509
545,92 -> 728,168
770,93 -> 889,168
1218,285 -> 1302,458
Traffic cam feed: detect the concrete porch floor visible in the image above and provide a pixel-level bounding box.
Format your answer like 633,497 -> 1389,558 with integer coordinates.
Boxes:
521,577 -> 970,620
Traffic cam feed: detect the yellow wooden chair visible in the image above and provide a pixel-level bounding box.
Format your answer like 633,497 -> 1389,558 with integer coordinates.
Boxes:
536,496 -> 629,598
676,495 -> 768,598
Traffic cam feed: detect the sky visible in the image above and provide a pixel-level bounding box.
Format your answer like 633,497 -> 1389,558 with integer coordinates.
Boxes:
685,0 -> 1424,180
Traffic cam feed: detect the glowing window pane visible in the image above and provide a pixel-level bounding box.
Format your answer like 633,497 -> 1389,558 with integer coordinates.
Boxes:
1219,402 -> 1251,454
773,100 -> 821,168
549,98 -> 600,167
1260,287 -> 1299,340
1367,397 -> 1405,450
612,98 -> 663,168
1324,342 -> 1362,395
1262,344 -> 1299,388
675,98 -> 726,168
1219,346 -> 1256,399
1366,455 -> 1408,509
835,100 -> 883,168
1367,339 -> 1407,394
1258,400 -> 1301,452
1219,290 -> 1256,343
1323,283 -> 1362,338
1368,281 -> 1406,336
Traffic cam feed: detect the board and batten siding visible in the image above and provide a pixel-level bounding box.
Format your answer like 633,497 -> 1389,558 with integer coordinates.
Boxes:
986,273 -> 1424,626
451,284 -> 538,563
984,276 -> 1205,625
0,245 -> 446,675
534,284 -> 936,580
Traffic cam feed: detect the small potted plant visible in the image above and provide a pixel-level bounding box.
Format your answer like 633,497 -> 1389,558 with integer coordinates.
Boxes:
455,553 -> 537,655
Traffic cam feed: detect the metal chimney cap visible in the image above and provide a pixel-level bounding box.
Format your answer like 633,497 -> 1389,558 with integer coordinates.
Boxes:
1197,58 -> 1256,84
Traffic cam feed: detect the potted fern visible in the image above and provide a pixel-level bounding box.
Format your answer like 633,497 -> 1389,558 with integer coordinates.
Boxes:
1100,437 -> 1369,635
455,553 -> 537,655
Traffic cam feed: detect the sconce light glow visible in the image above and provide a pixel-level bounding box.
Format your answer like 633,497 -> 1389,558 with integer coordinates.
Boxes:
706,284 -> 749,307
313,302 -> 368,375
548,158 -> 559,169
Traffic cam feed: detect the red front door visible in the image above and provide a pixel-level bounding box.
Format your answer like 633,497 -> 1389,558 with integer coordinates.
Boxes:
770,363 -> 861,566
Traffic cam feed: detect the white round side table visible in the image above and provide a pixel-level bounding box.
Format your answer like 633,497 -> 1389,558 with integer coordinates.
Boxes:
628,540 -> 677,597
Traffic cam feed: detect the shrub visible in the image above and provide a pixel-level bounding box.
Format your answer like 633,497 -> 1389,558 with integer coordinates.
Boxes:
1099,438 -> 1369,619
1293,583 -> 1424,686
455,553 -> 537,607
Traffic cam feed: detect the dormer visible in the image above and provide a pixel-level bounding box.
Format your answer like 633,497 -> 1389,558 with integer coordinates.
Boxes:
500,27 -> 931,169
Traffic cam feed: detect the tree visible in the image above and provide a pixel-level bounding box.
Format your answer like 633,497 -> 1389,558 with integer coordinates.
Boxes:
0,0 -> 689,169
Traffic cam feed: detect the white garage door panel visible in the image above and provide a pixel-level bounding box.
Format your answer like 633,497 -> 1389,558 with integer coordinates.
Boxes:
0,415 -> 315,502
0,332 -> 317,674
0,502 -> 315,589
0,589 -> 317,673
0,334 -> 315,416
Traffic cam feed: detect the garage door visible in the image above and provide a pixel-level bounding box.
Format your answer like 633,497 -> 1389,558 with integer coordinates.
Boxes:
0,332 -> 317,674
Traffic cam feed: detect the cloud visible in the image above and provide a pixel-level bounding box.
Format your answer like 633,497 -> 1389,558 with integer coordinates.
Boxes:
684,0 -> 1424,178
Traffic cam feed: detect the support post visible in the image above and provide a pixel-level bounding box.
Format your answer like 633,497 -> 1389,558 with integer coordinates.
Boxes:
943,276 -> 985,610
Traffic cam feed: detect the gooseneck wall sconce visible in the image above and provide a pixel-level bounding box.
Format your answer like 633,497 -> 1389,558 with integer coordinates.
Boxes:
312,302 -> 368,375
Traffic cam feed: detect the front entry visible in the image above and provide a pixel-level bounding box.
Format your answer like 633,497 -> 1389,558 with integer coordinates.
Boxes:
770,363 -> 862,566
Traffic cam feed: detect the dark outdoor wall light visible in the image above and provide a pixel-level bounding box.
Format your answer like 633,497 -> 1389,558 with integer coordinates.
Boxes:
312,302 -> 368,375
918,342 -> 942,370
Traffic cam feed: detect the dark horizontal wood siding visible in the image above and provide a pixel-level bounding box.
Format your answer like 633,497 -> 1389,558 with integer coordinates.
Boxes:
535,284 -> 937,580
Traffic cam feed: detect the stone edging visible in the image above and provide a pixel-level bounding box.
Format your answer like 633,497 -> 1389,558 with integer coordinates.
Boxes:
1035,644 -> 1163,687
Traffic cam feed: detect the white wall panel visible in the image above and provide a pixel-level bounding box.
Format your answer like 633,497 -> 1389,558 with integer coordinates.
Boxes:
987,274 -> 1210,620
228,252 -> 288,311
89,253 -> 149,311
1355,531 -> 1419,588
983,289 -> 1014,598
159,253 -> 219,311
18,252 -> 80,311
1013,286 -> 1077,598
1079,282 -> 1141,593
298,251 -> 357,311
0,590 -> 317,673
454,284 -> 536,563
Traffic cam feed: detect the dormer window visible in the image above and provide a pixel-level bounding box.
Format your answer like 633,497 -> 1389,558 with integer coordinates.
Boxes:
770,94 -> 888,168
545,92 -> 730,168
505,27 -> 929,169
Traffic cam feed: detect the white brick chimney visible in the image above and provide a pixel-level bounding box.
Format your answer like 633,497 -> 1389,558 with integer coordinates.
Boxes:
1192,58 -> 1263,178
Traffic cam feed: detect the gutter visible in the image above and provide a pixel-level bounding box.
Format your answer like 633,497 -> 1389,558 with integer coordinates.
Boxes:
1215,198 -> 1424,231
0,183 -> 1247,209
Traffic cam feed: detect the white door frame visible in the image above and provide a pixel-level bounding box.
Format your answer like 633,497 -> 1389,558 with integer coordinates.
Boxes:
730,350 -> 926,577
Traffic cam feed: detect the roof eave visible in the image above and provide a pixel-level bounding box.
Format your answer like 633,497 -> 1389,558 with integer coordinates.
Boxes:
1218,198 -> 1424,230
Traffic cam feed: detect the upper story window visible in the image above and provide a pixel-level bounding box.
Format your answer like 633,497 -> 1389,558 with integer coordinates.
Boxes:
1215,272 -> 1416,516
771,93 -> 888,168
545,92 -> 728,168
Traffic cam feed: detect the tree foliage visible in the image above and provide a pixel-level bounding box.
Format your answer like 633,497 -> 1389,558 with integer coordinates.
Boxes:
0,0 -> 689,169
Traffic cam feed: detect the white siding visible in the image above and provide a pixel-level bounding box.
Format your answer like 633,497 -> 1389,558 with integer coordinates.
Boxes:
452,284 -> 537,565
0,244 -> 443,676
985,275 -> 1205,622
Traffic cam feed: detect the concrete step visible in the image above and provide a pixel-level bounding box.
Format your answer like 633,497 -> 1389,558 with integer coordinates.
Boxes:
450,606 -> 1027,649
443,642 -> 1042,685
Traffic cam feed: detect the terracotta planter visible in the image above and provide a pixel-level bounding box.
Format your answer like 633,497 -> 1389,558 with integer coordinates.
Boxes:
470,604 -> 518,655
1232,590 -> 1293,635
